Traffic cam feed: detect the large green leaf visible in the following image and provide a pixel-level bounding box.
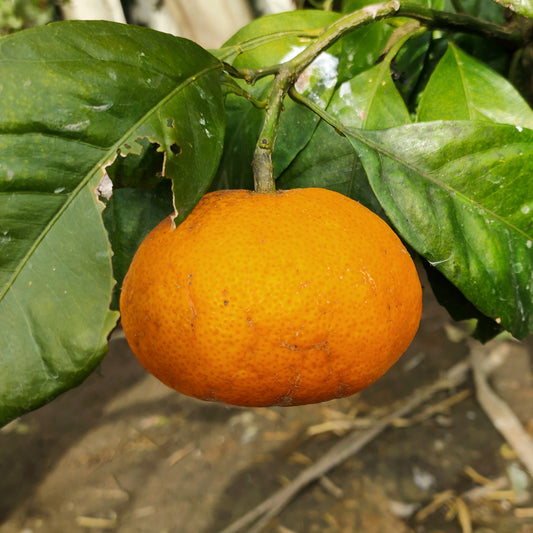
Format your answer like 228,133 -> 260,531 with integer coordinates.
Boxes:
0,21 -> 225,425
346,121 -> 533,339
417,42 -> 533,127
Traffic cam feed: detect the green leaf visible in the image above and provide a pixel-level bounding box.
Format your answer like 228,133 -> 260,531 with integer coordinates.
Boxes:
0,21 -> 224,425
417,43 -> 533,128
103,182 -> 174,310
278,122 -> 370,202
279,53 -> 411,213
391,31 -> 433,108
337,21 -> 392,83
219,10 -> 339,63
345,121 -> 533,339
423,261 -> 504,342
331,61 -> 412,130
492,0 -> 533,18
212,10 -> 340,191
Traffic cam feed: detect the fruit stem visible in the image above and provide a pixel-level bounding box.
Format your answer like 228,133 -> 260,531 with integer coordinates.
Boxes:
252,69 -> 293,193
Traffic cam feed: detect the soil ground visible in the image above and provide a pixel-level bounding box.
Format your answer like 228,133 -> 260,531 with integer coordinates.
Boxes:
1,276 -> 533,533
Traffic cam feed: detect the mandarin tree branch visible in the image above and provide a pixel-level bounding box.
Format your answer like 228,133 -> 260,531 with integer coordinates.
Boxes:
235,0 -> 526,86
244,0 -> 528,193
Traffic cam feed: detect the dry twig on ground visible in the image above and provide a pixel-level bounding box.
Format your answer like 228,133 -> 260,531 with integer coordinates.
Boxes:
469,340 -> 533,480
220,339 -> 533,533
219,358 -> 471,533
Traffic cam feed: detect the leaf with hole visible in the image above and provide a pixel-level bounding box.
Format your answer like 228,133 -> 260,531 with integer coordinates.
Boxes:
0,21 -> 225,425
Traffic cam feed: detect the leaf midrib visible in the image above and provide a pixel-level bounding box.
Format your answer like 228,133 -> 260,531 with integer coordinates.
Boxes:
346,122 -> 533,243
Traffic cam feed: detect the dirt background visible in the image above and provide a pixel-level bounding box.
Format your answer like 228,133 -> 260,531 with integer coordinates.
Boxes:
1,270 -> 533,533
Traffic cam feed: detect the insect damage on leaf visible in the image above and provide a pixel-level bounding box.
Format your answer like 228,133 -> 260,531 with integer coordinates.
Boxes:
170,143 -> 181,155
95,173 -> 113,201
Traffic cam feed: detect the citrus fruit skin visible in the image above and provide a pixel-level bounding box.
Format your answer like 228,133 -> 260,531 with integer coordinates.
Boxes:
119,188 -> 422,407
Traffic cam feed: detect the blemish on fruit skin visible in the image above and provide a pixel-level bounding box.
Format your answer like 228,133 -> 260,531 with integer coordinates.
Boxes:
187,274 -> 197,327
281,342 -> 298,351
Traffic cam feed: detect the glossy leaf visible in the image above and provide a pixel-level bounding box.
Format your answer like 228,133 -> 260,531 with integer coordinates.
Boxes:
0,21 -> 224,425
346,121 -> 533,339
417,42 -> 533,128
330,61 -> 412,129
492,0 -> 533,17
279,51 -> 411,214
337,21 -> 392,84
423,261 -> 504,342
415,41 -> 533,338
